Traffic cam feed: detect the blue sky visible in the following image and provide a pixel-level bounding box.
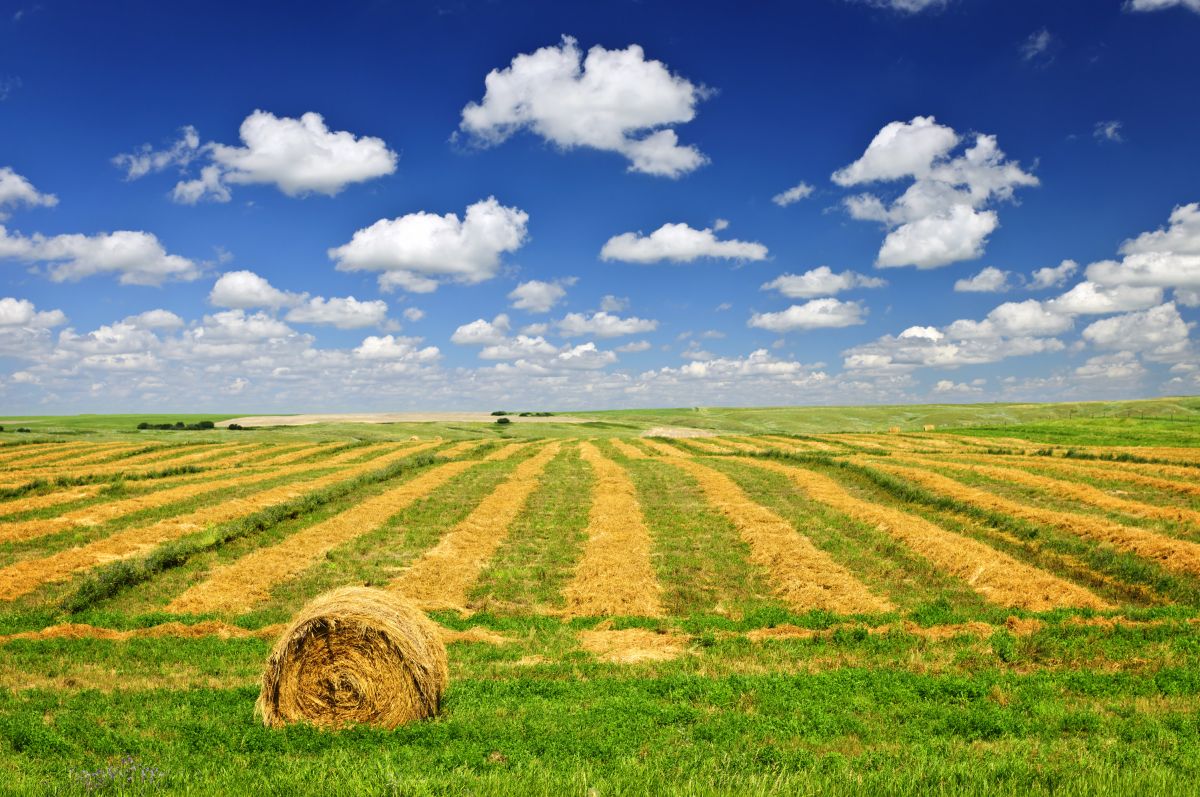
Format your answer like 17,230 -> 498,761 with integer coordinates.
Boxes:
1,0 -> 1198,412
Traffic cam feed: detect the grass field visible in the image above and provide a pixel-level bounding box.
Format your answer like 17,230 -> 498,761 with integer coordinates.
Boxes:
2,400 -> 1200,795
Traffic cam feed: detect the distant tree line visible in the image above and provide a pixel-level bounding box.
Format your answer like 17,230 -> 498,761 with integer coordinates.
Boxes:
136,420 -> 216,430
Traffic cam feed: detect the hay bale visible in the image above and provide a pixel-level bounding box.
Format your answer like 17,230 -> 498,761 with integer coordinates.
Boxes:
923,424 -> 936,432
256,587 -> 448,729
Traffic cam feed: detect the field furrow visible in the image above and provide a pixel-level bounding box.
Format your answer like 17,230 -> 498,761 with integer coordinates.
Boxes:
561,443 -> 663,617
0,442 -> 444,601
665,457 -> 893,614
869,461 -> 1200,578
388,443 -> 562,611
741,458 -> 1107,610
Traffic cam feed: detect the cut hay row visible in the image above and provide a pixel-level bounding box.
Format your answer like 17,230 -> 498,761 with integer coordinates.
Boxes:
886,454 -> 1200,526
868,461 -> 1200,578
951,435 -> 1040,450
680,438 -> 734,454
389,443 -> 563,611
439,439 -> 491,458
664,457 -> 893,614
992,456 -> 1200,499
482,441 -> 531,461
741,458 -> 1107,610
0,486 -> 106,516
607,438 -> 649,459
892,434 -> 973,452
0,456 -> 374,544
0,444 -> 416,544
561,443 -> 663,617
983,453 -> 1200,488
0,441 -> 400,492
0,441 -> 99,465
247,443 -> 342,466
166,458 -> 485,614
758,435 -> 841,453
93,443 -> 240,469
639,438 -> 688,457
0,442 -> 445,602
1114,446 -> 1200,465
0,443 -> 240,485
704,437 -> 768,453
0,442 -> 135,470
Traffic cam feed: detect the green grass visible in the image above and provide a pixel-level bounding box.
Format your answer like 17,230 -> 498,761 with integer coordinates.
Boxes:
2,619 -> 1200,795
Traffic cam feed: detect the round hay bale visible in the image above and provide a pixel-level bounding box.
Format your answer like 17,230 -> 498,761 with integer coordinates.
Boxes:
256,587 -> 448,729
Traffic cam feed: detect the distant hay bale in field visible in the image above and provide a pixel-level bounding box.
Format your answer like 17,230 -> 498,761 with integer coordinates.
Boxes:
923,424 -> 936,432
409,435 -> 421,442
256,587 -> 448,730
888,426 -> 901,434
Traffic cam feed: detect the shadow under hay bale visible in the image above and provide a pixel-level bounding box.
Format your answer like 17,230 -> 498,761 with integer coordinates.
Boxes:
256,586 -> 448,729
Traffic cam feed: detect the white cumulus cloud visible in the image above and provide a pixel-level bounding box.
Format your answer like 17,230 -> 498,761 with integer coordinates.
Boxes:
209,270 -> 302,309
0,167 -> 58,219
0,226 -> 199,285
285,296 -> 389,329
458,35 -> 709,177
1082,303 -> 1192,361
451,314 -> 511,346
116,111 -> 397,203
749,298 -> 867,332
1126,0 -> 1200,13
772,182 -> 814,207
600,221 -> 767,264
353,334 -> 440,362
557,311 -> 657,338
954,267 -> 1012,293
1029,259 -> 1078,290
329,197 -> 528,292
508,278 -> 572,313
762,266 -> 886,298
1087,203 -> 1200,289
834,116 -> 1038,269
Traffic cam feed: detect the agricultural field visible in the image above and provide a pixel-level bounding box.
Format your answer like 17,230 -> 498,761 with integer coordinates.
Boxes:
2,402 -> 1200,794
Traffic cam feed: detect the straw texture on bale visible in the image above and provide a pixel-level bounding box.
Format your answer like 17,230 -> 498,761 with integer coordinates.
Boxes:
256,587 -> 448,729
